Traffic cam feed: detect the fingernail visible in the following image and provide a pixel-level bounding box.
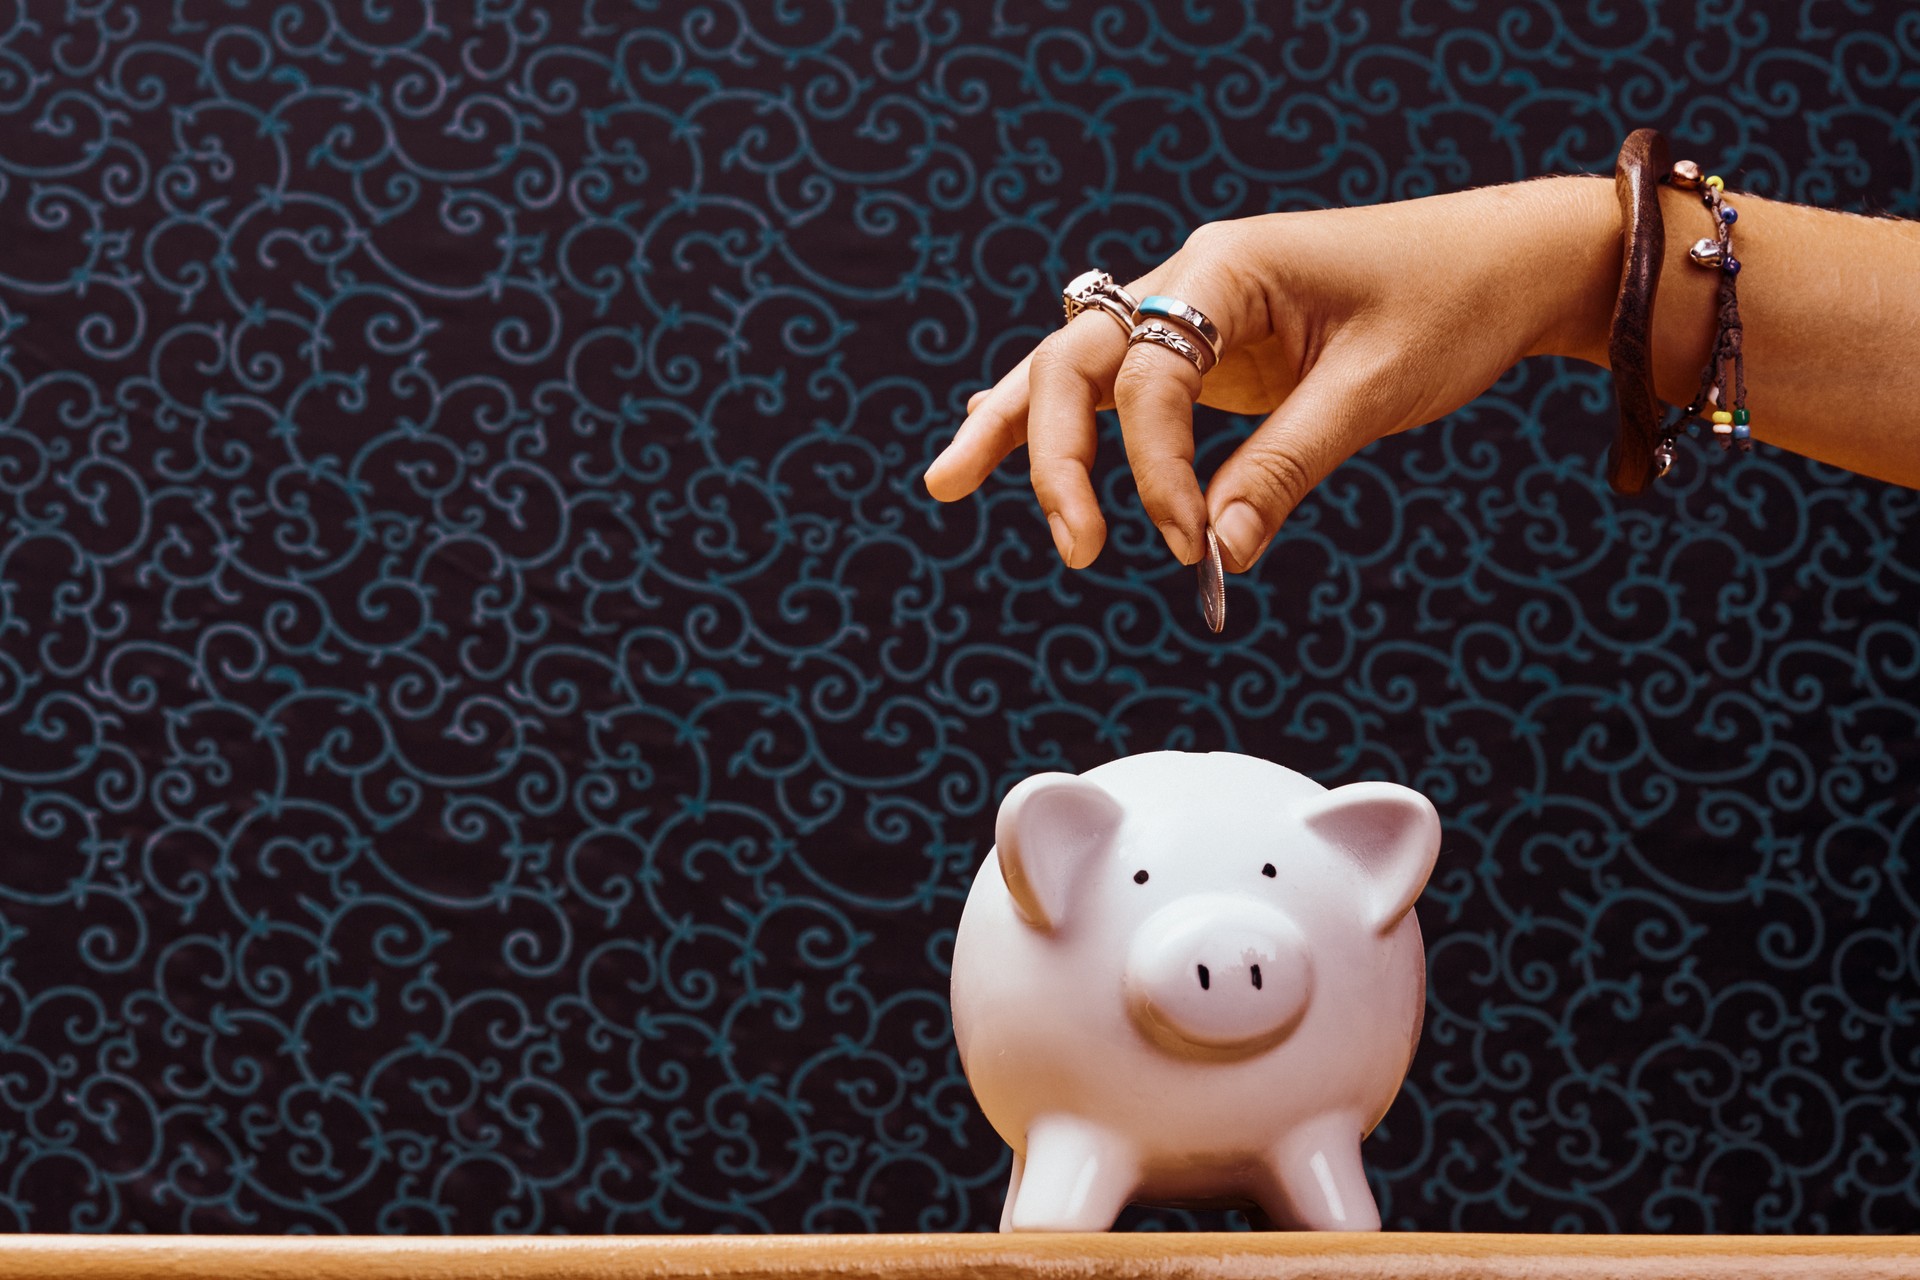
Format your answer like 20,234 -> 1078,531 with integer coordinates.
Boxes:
1046,513 -> 1076,565
1156,521 -> 1199,565
1213,501 -> 1267,570
922,456 -> 949,493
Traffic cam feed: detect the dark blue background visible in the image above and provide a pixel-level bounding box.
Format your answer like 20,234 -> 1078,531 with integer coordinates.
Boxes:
0,0 -> 1916,1233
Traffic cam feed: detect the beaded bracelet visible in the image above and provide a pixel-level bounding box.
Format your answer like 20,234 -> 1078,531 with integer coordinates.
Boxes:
1651,159 -> 1750,477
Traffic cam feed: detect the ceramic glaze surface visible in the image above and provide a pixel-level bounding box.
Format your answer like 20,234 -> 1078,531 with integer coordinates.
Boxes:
950,751 -> 1442,1232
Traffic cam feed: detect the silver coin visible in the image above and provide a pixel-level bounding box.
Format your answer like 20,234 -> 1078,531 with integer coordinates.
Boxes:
1198,526 -> 1226,633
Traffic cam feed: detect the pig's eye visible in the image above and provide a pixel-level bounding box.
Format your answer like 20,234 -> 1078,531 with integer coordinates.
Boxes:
1132,870 -> 1149,885
1261,863 -> 1276,878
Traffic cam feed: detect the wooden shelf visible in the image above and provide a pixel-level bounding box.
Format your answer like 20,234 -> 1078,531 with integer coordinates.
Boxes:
6,1233 -> 1920,1280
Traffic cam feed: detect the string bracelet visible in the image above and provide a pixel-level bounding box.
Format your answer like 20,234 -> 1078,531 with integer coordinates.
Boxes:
1652,159 -> 1750,477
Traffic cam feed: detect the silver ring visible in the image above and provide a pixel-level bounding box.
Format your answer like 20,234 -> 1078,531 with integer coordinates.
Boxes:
1126,318 -> 1216,376
1136,295 -> 1223,362
1061,269 -> 1139,338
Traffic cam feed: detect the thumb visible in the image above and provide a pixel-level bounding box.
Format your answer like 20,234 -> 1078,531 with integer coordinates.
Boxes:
1205,346 -> 1394,573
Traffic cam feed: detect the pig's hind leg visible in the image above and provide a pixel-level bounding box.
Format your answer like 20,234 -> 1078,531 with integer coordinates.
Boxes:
998,1150 -> 1023,1232
1003,1115 -> 1137,1231
1256,1114 -> 1381,1231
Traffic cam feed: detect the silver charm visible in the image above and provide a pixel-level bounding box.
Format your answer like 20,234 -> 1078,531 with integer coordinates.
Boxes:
1687,237 -> 1725,268
1197,526 -> 1226,633
1652,440 -> 1676,478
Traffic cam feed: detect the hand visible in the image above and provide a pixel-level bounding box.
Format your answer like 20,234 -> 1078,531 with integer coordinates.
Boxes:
922,177 -> 1618,572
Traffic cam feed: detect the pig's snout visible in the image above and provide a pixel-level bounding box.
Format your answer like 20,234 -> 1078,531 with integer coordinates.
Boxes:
1124,895 -> 1312,1056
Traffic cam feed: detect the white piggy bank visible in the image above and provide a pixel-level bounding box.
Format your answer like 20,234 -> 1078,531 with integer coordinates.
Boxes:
950,751 -> 1440,1232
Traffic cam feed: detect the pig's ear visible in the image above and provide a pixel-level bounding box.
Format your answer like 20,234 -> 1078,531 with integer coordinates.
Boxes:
1301,782 -> 1440,933
993,772 -> 1124,932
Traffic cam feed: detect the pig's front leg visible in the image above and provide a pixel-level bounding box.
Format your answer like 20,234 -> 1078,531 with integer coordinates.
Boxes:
1004,1114 -> 1138,1231
1257,1114 -> 1380,1231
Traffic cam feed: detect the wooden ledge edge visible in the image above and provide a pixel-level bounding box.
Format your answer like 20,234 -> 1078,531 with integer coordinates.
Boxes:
4,1232 -> 1920,1280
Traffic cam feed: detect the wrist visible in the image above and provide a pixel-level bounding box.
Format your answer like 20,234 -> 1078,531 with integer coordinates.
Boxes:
1521,174 -> 1623,365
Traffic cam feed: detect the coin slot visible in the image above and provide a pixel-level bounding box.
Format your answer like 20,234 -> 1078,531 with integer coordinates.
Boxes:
1197,964 -> 1210,991
1250,964 -> 1263,990
1133,869 -> 1149,885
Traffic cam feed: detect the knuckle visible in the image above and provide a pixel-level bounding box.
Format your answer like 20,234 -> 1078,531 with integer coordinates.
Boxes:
1126,446 -> 1182,498
1028,332 -> 1100,396
1180,217 -> 1244,258
1110,353 -> 1160,404
1182,220 -> 1224,253
1112,349 -> 1196,408
1139,481 -> 1199,531
1239,445 -> 1316,516
1027,465 -> 1070,506
1027,451 -> 1076,479
1027,334 -> 1071,381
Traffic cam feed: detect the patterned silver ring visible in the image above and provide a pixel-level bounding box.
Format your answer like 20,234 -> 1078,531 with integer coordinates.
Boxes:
1061,269 -> 1139,338
1126,318 -> 1216,376
1136,294 -> 1223,362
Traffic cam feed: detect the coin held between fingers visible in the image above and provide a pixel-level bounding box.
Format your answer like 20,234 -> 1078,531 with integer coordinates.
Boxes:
1198,526 -> 1226,634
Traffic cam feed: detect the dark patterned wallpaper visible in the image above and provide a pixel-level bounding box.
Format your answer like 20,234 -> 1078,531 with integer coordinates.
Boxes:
0,0 -> 1917,1235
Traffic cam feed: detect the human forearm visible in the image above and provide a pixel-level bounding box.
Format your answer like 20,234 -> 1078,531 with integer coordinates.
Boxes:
928,169 -> 1920,578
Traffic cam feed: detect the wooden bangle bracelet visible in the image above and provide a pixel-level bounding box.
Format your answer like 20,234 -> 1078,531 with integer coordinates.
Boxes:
1606,127 -> 1671,496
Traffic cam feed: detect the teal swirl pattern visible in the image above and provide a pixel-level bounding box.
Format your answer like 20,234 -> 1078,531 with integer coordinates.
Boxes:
0,0 -> 1917,1233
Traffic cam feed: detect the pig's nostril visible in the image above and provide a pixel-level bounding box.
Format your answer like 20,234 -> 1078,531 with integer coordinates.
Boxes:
1197,964 -> 1210,991
1250,964 -> 1262,990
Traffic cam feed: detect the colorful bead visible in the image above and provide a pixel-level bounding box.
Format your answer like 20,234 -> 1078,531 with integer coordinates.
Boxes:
1720,204 -> 1737,223
1732,423 -> 1751,440
1723,256 -> 1741,275
1711,410 -> 1734,425
1705,175 -> 1725,191
1732,408 -> 1749,425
